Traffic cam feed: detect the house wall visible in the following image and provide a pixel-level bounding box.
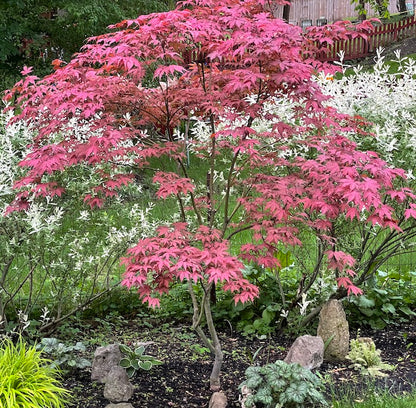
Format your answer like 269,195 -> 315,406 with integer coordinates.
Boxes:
273,1 -> 402,27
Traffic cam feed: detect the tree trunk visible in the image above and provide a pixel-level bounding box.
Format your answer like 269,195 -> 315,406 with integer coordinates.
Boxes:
203,295 -> 223,391
189,282 -> 223,391
358,0 -> 367,21
283,3 -> 291,22
397,0 -> 407,13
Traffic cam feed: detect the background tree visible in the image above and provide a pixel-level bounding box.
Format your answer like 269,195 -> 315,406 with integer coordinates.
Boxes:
351,0 -> 390,19
282,0 -> 291,22
4,0 -> 415,391
0,0 -> 175,91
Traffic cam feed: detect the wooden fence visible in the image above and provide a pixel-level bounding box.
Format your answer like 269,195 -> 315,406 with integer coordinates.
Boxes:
317,15 -> 416,62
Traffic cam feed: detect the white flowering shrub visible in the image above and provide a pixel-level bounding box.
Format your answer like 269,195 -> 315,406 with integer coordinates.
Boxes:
318,50 -> 416,175
0,111 -> 159,332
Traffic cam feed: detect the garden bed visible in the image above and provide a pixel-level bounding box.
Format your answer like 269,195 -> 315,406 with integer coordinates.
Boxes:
62,317 -> 416,407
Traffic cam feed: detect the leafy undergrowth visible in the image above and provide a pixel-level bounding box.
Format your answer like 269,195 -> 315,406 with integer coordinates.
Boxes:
60,317 -> 416,407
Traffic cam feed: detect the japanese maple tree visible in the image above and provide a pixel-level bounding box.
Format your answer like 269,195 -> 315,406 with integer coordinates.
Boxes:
4,0 -> 416,390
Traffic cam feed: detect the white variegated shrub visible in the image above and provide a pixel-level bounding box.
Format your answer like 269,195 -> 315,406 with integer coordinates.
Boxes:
0,111 -> 158,332
318,50 -> 416,176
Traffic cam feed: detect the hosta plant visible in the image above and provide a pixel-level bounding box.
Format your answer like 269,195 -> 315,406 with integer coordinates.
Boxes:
0,336 -> 70,408
240,360 -> 328,408
119,343 -> 163,377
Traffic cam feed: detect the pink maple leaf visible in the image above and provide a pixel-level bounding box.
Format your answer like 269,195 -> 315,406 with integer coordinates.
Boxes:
405,204 -> 416,220
153,172 -> 194,198
21,66 -> 33,76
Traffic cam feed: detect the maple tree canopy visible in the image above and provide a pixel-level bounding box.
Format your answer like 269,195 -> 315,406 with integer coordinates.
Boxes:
4,0 -> 416,303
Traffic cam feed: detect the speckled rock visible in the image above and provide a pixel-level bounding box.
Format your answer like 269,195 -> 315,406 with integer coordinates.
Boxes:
103,366 -> 134,402
317,299 -> 349,361
91,344 -> 122,383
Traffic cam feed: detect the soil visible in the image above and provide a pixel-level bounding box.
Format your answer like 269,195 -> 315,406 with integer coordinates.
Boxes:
62,317 -> 416,408
381,36 -> 416,59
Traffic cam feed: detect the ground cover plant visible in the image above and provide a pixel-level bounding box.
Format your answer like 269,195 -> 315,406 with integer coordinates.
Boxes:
346,334 -> 395,377
240,360 -> 328,407
4,0 -> 416,393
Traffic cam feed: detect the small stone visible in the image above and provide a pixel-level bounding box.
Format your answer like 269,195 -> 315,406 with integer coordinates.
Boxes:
284,335 -> 324,370
317,299 -> 350,361
209,391 -> 227,408
105,404 -> 134,408
239,385 -> 253,408
104,366 -> 134,402
91,344 -> 122,383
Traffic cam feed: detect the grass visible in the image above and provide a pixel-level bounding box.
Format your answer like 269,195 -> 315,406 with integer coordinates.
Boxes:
331,385 -> 416,408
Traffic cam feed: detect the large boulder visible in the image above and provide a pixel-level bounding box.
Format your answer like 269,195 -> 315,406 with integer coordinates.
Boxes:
91,344 -> 122,383
284,335 -> 324,369
103,366 -> 134,402
317,299 -> 349,361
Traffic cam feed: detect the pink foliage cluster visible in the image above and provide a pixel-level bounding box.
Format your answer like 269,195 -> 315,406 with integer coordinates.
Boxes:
121,223 -> 259,307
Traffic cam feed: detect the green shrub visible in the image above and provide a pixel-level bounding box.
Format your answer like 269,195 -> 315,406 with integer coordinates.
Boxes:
345,270 -> 416,330
0,337 -> 70,408
240,360 -> 328,408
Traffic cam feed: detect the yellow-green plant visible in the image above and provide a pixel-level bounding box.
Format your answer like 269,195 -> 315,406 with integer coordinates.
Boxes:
346,336 -> 395,377
0,337 -> 70,407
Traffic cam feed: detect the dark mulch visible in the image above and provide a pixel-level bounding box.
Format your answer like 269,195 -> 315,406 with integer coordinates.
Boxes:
62,317 -> 416,407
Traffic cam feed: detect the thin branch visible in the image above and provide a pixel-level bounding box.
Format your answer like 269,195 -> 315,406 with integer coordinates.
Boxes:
40,282 -> 122,333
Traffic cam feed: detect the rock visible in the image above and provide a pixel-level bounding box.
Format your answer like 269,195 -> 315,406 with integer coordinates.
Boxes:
209,391 -> 227,407
103,366 -> 134,402
105,404 -> 134,408
284,335 -> 324,370
91,344 -> 122,383
317,299 -> 349,361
